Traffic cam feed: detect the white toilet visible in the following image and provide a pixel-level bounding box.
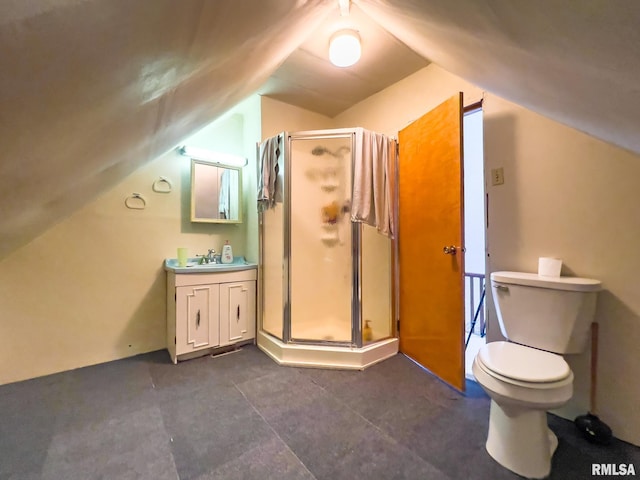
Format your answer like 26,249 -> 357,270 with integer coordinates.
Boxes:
472,271 -> 601,479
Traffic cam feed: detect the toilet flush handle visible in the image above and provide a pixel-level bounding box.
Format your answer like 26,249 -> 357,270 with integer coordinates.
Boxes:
495,284 -> 509,292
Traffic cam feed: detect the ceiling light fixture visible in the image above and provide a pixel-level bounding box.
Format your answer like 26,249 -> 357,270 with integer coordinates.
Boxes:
329,29 -> 361,68
338,0 -> 350,16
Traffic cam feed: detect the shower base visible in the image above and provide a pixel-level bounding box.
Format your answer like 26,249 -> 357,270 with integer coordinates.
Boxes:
256,331 -> 399,370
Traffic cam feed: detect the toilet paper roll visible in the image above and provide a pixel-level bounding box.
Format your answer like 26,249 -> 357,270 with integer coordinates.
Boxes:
538,257 -> 562,277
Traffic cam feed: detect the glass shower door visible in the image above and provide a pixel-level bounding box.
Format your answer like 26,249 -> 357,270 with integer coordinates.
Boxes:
288,134 -> 354,343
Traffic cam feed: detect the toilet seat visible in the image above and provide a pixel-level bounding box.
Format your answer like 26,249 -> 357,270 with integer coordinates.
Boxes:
477,342 -> 571,387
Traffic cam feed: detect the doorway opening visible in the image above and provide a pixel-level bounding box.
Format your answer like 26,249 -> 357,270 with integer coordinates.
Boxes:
463,106 -> 486,379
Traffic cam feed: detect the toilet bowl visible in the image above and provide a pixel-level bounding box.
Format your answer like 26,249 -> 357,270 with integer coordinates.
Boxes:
473,341 -> 574,479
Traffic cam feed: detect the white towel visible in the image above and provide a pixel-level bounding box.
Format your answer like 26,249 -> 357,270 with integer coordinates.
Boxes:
257,135 -> 281,212
351,128 -> 396,238
218,168 -> 230,219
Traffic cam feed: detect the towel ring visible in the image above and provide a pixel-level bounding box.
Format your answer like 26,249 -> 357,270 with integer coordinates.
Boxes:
125,193 -> 146,210
152,176 -> 172,193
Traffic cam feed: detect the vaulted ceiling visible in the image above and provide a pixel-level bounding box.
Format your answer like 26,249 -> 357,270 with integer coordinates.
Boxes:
1,0 -> 639,259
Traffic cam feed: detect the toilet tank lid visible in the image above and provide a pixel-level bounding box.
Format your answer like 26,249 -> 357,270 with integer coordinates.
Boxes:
490,271 -> 601,292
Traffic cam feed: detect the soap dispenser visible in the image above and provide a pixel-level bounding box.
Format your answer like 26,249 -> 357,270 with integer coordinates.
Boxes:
363,320 -> 373,342
221,240 -> 233,264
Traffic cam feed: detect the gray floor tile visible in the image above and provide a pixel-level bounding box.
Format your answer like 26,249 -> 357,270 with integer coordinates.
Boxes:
0,373 -> 70,477
58,356 -> 156,429
160,383 -> 275,480
1,346 -> 639,480
203,346 -> 285,385
0,472 -> 42,480
332,426 -> 451,480
41,405 -> 177,480
194,437 -> 316,480
266,395 -> 373,478
149,352 -> 233,397
237,369 -> 329,421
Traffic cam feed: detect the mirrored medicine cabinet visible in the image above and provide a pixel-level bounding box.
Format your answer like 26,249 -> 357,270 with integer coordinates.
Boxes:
190,159 -> 243,223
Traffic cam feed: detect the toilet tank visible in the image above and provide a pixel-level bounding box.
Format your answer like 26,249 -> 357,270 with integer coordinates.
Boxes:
490,271 -> 601,354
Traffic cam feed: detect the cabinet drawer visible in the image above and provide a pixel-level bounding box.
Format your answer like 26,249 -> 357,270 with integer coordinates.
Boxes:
171,268 -> 257,287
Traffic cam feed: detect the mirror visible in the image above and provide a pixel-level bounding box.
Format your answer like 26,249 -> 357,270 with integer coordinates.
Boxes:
190,159 -> 243,223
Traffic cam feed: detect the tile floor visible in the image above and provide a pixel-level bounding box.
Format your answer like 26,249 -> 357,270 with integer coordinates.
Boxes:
465,332 -> 485,380
1,345 -> 638,479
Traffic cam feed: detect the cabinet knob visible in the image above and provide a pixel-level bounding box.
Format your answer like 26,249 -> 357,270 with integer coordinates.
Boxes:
196,309 -> 201,328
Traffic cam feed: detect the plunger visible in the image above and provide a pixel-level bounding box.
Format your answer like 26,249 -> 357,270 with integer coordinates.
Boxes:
574,322 -> 613,444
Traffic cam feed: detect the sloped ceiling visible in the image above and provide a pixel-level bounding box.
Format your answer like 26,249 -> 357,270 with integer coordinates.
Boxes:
1,0 -> 639,259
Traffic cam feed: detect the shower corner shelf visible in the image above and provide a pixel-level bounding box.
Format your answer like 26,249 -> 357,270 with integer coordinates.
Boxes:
320,221 -> 339,245
321,236 -> 339,246
320,182 -> 339,192
321,222 -> 338,231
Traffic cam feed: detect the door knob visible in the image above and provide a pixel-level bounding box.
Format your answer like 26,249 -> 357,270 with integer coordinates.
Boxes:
443,245 -> 465,255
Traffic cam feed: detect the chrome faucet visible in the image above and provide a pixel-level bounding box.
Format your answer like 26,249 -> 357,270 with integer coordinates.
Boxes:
207,249 -> 217,263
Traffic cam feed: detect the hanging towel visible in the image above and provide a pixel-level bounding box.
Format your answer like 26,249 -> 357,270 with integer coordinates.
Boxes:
257,134 -> 281,212
218,168 -> 230,219
228,169 -> 239,219
351,128 -> 397,238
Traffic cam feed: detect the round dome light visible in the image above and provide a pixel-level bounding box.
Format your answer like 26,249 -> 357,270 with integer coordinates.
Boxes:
329,29 -> 361,67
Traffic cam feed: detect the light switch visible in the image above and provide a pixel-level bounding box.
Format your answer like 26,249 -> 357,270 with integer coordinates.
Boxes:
491,167 -> 504,186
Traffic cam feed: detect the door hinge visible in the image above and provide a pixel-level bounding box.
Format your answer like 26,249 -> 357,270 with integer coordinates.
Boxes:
174,293 -> 177,302
174,336 -> 176,345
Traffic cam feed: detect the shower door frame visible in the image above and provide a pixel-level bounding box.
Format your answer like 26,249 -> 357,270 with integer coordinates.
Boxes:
283,129 -> 363,348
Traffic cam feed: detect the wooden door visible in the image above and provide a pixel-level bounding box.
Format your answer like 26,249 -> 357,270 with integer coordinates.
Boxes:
398,93 -> 465,391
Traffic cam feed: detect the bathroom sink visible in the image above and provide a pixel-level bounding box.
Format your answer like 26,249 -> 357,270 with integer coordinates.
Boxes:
164,256 -> 257,273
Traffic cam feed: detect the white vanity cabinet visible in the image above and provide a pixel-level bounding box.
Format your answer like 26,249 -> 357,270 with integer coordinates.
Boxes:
166,268 -> 257,364
219,280 -> 256,346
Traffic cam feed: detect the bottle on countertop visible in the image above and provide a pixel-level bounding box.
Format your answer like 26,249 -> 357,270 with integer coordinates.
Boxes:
221,240 -> 233,264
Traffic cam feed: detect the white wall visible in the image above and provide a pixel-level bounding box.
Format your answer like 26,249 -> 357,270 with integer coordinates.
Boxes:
334,63 -> 640,446
0,97 -> 261,385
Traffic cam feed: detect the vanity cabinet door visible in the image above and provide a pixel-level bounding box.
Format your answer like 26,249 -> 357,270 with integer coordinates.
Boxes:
175,284 -> 220,355
219,281 -> 256,346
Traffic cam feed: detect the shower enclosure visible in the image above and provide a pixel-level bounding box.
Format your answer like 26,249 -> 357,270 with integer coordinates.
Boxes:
258,129 -> 399,369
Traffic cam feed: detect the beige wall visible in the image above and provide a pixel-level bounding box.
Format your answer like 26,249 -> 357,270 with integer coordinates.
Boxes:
261,96 -> 334,138
0,97 -> 261,385
484,93 -> 640,446
335,63 -> 640,446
